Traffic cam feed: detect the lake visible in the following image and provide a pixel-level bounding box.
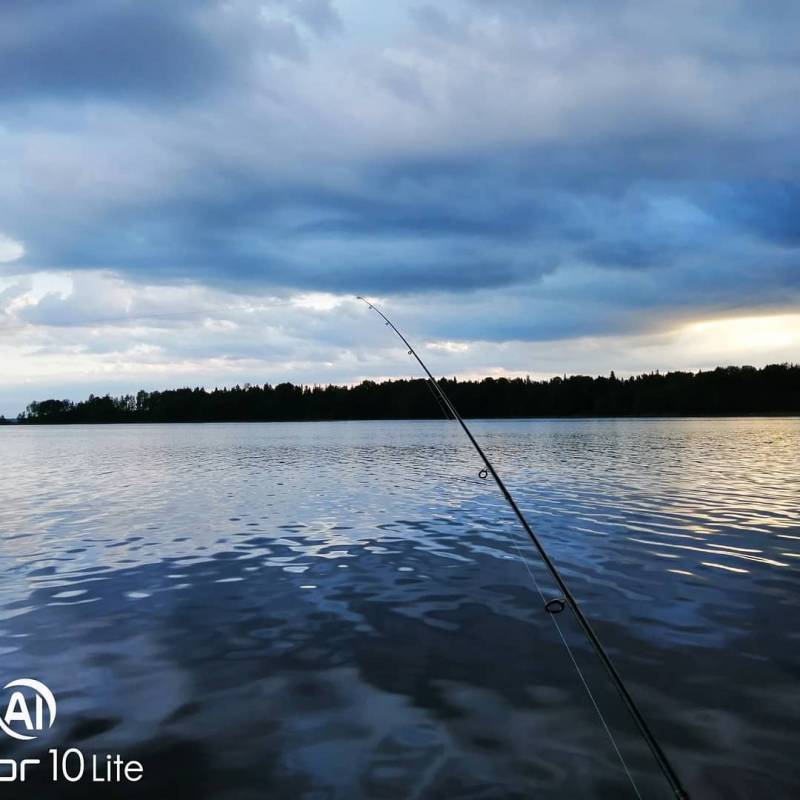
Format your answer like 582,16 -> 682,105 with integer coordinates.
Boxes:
0,418 -> 798,798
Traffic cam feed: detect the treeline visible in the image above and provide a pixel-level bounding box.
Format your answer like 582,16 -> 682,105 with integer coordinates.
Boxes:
13,364 -> 799,424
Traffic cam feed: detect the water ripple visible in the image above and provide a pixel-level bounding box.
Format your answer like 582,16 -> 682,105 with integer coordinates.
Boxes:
0,418 -> 798,798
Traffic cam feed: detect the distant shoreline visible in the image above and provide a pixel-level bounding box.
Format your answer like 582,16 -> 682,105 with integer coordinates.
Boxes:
9,364 -> 799,425
4,412 -> 800,427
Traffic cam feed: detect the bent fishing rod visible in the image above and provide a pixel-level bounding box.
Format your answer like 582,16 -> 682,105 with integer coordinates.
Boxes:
357,296 -> 689,800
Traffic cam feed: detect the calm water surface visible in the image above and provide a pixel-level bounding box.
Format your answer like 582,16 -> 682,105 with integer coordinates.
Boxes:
0,419 -> 798,799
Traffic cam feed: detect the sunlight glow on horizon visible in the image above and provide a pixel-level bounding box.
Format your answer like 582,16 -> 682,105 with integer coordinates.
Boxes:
683,314 -> 800,356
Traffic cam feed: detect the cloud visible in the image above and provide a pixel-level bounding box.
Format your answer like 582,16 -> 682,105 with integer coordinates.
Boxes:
0,0 -> 798,411
3,268 -> 799,417
0,0 -> 343,102
0,233 -> 25,263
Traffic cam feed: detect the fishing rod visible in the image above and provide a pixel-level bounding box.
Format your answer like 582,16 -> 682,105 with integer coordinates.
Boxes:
357,296 -> 689,800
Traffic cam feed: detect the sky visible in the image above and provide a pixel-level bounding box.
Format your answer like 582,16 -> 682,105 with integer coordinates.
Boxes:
1,0 -> 799,416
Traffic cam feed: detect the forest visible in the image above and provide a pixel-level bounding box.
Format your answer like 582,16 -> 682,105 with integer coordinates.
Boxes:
12,363 -> 799,424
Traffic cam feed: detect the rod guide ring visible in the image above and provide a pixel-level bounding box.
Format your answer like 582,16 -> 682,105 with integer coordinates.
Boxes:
545,598 -> 566,614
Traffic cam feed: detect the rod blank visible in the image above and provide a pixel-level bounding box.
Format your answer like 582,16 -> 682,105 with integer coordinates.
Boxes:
357,295 -> 688,800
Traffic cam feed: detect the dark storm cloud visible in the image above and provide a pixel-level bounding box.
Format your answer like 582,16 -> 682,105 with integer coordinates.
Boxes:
8,142 -> 799,318
1,0 -> 799,343
0,0 -> 341,102
701,183 -> 800,247
0,1 -> 230,102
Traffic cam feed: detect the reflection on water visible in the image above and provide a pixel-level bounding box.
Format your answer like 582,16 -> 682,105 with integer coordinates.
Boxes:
0,418 -> 798,798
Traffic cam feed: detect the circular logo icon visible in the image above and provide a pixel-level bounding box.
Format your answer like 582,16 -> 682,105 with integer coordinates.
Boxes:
0,679 -> 57,741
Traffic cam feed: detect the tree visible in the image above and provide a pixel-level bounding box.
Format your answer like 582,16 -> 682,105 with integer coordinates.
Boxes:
15,364 -> 800,424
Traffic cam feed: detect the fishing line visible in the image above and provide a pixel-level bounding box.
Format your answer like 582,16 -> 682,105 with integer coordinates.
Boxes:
357,296 -> 689,800
506,522 -> 642,799
420,382 -> 638,794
